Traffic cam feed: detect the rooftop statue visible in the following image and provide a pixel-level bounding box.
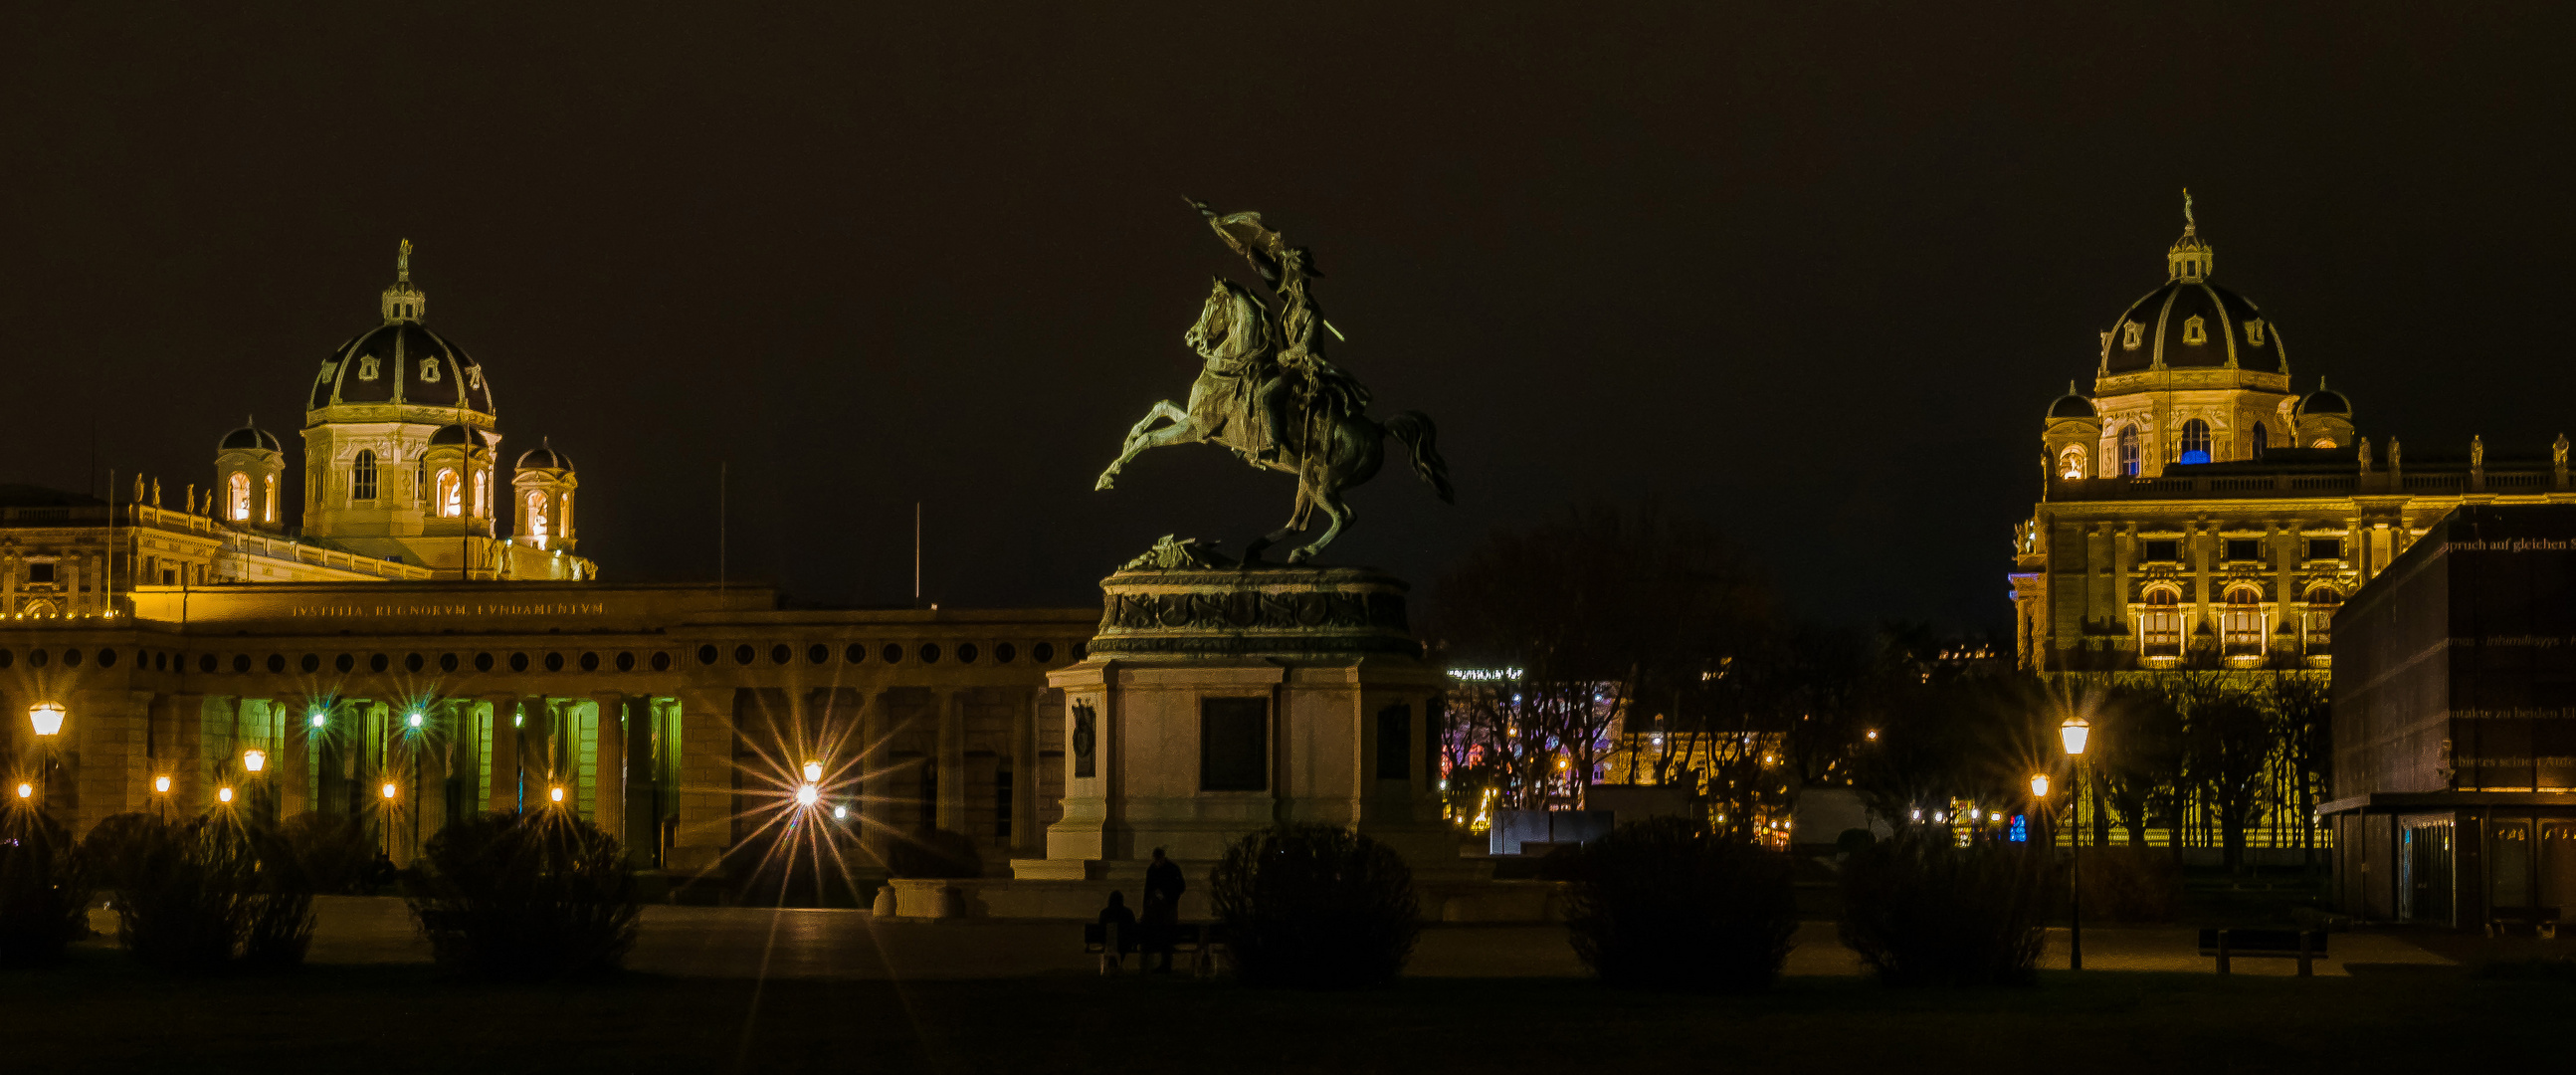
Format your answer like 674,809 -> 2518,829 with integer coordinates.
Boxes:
1094,200 -> 1454,562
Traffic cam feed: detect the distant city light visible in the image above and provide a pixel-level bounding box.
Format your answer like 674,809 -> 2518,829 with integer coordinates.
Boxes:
832,803 -> 848,819
1447,668 -> 1525,681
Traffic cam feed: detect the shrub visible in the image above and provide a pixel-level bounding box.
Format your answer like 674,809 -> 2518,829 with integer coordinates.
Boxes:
0,808 -> 92,966
2077,846 -> 2183,924
1838,831 -> 2052,986
1563,818 -> 1798,991
1210,822 -> 1419,988
887,828 -> 983,880
275,812 -> 377,896
99,813 -> 319,971
408,812 -> 640,978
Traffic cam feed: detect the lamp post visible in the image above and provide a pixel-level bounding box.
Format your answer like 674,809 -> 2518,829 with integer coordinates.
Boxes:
2060,715 -> 2091,971
24,704 -> 66,809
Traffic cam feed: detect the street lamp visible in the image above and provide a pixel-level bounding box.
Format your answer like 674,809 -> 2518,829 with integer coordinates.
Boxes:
549,785 -> 566,804
795,782 -> 820,807
14,782 -> 31,799
2030,773 -> 2049,798
2061,714 -> 2091,971
28,703 -> 66,738
380,781 -> 399,800
154,774 -> 172,794
243,749 -> 267,774
217,786 -> 235,804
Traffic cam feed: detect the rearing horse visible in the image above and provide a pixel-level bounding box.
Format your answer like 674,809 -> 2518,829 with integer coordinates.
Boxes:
1094,278 -> 1454,562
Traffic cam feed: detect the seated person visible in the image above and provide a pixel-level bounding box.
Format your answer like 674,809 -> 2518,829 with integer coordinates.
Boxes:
1096,890 -> 1138,955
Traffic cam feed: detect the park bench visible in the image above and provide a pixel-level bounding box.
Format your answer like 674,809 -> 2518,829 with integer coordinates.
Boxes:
2197,927 -> 2327,975
2486,906 -> 2560,939
1084,923 -> 1229,975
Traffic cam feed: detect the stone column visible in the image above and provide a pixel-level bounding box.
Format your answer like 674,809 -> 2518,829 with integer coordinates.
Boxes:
524,694 -> 559,806
147,693 -> 192,815
72,689 -> 154,835
485,693 -> 522,813
590,692 -> 626,840
856,688 -> 894,862
272,698 -> 311,818
623,696 -> 659,867
934,689 -> 966,834
1012,687 -> 1042,857
670,688 -> 737,873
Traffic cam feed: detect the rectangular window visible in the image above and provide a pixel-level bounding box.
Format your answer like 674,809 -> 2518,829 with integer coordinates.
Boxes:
1199,697 -> 1269,792
2307,538 -> 2342,561
1376,702 -> 1412,780
26,562 -> 55,583
2224,538 -> 2262,561
2142,611 -> 2181,656
2139,539 -> 2179,563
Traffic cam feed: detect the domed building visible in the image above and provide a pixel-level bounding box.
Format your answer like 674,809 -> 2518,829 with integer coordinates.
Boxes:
295,241 -> 593,579
2011,195 -> 2574,674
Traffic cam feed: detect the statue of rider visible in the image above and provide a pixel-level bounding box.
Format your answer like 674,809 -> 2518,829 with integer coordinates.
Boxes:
1194,202 -> 1370,465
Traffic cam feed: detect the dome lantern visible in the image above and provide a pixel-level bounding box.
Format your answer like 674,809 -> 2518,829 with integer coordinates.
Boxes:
2166,189 -> 2212,283
380,239 -> 426,322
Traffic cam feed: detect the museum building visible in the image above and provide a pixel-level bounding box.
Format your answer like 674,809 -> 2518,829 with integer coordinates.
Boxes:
0,246 -> 1097,886
2010,205 -> 2576,672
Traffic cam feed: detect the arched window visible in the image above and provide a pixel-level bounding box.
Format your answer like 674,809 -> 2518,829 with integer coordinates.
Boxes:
2178,419 -> 2212,465
526,491 -> 550,540
351,450 -> 377,502
472,470 -> 489,518
2303,587 -> 2341,654
262,477 -> 277,524
227,473 -> 251,521
560,491 -> 574,535
436,469 -> 462,518
2250,422 -> 2269,458
2117,425 -> 2141,477
2222,586 -> 2264,656
2141,588 -> 2181,657
2059,445 -> 2086,480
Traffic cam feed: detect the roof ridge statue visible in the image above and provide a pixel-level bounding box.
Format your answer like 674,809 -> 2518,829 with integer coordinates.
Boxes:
1093,200 -> 1455,563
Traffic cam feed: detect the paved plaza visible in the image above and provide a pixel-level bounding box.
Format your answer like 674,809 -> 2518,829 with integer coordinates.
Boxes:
103,897 -> 2460,981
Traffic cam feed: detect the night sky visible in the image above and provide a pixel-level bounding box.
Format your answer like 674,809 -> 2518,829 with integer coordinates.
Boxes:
6,4 -> 2573,630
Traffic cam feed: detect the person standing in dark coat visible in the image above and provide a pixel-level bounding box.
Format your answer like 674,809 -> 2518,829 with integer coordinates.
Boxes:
1142,847 -> 1186,972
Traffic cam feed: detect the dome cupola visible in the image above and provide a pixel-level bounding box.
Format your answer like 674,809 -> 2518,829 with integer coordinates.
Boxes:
307,241 -> 494,418
2099,192 -> 2285,377
2048,383 -> 2095,419
219,415 -> 282,452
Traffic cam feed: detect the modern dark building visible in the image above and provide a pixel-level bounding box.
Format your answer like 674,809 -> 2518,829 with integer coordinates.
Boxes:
2325,504 -> 2576,929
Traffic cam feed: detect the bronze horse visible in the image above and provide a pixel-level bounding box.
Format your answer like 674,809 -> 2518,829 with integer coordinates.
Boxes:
1094,277 -> 1453,562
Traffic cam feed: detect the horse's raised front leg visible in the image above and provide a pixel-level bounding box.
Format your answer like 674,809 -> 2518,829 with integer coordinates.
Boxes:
1094,401 -> 1195,491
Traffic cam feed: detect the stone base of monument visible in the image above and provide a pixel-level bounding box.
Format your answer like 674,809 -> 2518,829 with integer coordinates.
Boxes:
993,538 -> 1518,920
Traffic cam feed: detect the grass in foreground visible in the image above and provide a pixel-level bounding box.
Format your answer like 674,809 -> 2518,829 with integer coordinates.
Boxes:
1,949 -> 2562,1074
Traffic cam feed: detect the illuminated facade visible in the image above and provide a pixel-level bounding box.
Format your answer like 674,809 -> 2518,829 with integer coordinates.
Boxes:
0,241 -> 1091,896
2012,202 -> 2576,671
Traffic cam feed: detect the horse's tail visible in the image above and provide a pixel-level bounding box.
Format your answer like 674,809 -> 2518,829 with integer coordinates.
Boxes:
1381,411 -> 1456,504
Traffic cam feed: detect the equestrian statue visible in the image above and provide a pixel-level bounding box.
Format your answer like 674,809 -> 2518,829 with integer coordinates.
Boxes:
1094,200 -> 1454,562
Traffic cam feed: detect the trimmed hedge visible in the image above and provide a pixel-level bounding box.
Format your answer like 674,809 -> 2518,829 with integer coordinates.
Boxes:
407,811 -> 640,978
1210,823 -> 1419,987
1838,831 -> 2052,986
1563,817 -> 1798,990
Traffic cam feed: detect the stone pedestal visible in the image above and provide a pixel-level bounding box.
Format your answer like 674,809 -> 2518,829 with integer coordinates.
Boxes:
1011,543 -> 1475,887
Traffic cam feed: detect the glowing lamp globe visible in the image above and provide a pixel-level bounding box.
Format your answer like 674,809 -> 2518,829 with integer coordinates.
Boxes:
407,712 -> 424,729
243,749 -> 267,773
2030,773 -> 2050,798
16,782 -> 33,799
802,760 -> 824,783
154,774 -> 172,794
380,782 -> 398,799
832,804 -> 848,819
218,786 -> 235,803
2059,716 -> 2092,757
549,786 -> 566,804
28,703 -> 66,737
310,713 -> 327,730
796,783 -> 820,807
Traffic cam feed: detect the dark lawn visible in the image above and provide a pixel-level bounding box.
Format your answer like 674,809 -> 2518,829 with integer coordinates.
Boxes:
0,951 -> 2561,1074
